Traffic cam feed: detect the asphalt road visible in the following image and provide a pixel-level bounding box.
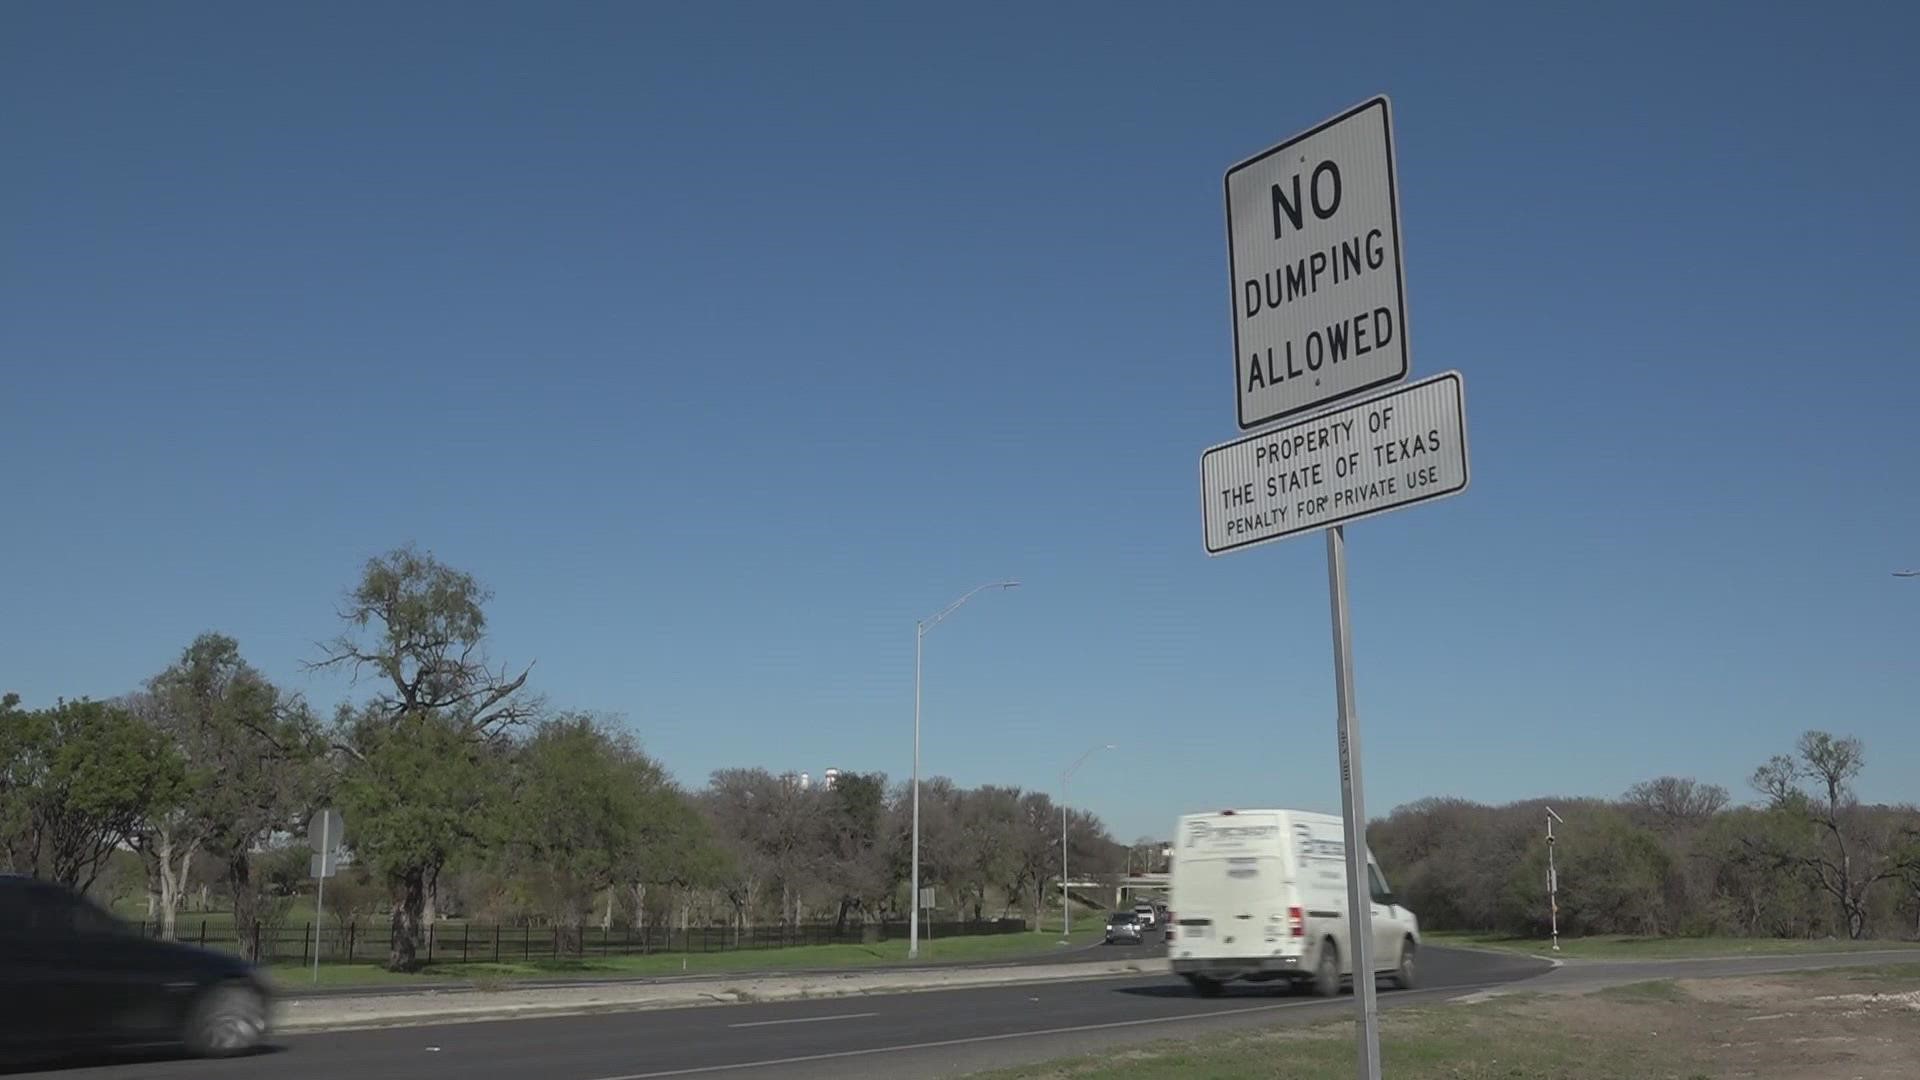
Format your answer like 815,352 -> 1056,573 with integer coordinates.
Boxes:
4,944 -> 1549,1080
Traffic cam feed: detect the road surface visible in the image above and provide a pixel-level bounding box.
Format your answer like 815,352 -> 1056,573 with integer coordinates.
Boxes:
5,945 -> 1547,1079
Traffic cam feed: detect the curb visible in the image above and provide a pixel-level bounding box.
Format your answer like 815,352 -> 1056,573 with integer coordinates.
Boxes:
276,960 -> 1165,1034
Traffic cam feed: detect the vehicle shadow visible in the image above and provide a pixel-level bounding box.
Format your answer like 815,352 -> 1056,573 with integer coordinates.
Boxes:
1113,981 -> 1309,1000
0,1044 -> 284,1075
1113,977 -> 1410,1001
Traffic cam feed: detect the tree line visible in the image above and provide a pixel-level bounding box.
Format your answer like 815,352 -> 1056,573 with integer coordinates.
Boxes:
1370,737 -> 1920,941
0,545 -> 1124,970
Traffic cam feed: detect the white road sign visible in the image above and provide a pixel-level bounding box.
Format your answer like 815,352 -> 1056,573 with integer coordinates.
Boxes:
1201,371 -> 1468,555
310,849 -> 341,879
308,807 -> 345,853
1227,96 -> 1408,430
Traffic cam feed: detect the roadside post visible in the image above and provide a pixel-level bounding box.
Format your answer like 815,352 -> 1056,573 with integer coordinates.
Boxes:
1546,807 -> 1564,952
307,807 -> 345,984
1202,96 -> 1469,1080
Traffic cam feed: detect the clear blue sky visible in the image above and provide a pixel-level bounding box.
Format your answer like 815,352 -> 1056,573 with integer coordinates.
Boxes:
4,2 -> 1915,844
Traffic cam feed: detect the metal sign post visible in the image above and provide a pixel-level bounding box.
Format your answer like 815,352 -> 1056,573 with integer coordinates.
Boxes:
1204,96 -> 1460,1080
1326,525 -> 1381,1079
307,807 -> 344,984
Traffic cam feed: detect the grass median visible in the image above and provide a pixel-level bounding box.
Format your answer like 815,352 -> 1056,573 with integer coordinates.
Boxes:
1425,930 -> 1920,960
267,923 -> 1111,990
971,962 -> 1920,1079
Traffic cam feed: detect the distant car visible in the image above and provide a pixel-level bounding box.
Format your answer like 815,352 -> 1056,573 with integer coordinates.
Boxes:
1104,910 -> 1143,944
0,875 -> 273,1064
1132,902 -> 1159,928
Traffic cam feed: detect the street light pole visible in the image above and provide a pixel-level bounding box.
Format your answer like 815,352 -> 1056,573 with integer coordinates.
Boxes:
1060,743 -> 1115,940
910,580 -> 1019,961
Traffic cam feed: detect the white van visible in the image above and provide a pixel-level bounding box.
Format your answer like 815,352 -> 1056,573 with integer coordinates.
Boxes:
1168,809 -> 1419,997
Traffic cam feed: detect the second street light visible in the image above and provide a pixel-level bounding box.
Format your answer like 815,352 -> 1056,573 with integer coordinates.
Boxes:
910,579 -> 1019,960
1060,743 -> 1116,939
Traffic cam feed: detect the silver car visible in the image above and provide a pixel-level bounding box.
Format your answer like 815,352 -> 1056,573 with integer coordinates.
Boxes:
1104,911 -> 1144,944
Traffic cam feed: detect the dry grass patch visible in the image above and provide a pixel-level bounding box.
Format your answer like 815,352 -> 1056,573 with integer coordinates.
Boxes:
975,965 -> 1920,1079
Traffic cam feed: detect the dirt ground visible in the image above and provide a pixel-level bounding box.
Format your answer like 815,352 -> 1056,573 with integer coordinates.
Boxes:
1499,967 -> 1920,1080
978,964 -> 1920,1080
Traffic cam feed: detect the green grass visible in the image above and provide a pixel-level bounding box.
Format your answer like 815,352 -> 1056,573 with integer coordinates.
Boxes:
1782,961 -> 1920,981
1425,930 -> 1920,960
263,925 -> 1108,990
1593,978 -> 1689,1002
967,996 -> 1700,1080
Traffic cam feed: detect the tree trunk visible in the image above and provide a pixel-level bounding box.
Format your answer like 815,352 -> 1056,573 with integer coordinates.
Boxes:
387,866 -> 427,972
1845,897 -> 1866,940
156,837 -> 181,941
601,887 -> 615,932
228,852 -> 261,961
423,864 -> 440,926
144,853 -> 160,920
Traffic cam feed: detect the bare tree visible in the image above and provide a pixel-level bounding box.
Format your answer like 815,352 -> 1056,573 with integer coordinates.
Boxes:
1750,731 -> 1910,939
1624,776 -> 1730,833
310,544 -> 540,736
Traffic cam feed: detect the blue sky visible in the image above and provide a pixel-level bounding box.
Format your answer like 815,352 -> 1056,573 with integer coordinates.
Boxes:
3,1 -> 1915,843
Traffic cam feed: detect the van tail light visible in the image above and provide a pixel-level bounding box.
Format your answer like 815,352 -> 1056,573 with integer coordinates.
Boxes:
1166,911 -> 1175,942
1288,905 -> 1305,938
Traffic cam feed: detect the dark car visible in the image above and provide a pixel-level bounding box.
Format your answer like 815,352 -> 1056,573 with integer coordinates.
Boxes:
0,875 -> 273,1063
1104,910 -> 1143,944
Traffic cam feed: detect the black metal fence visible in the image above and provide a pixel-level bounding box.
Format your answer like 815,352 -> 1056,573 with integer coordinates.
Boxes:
135,917 -> 1029,966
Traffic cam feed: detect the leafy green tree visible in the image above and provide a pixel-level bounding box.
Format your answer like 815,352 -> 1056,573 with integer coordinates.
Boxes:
314,545 -> 538,970
504,715 -> 668,951
821,772 -> 891,930
1554,809 -> 1672,935
126,634 -> 325,945
335,706 -> 507,968
622,784 -> 728,936
0,698 -> 178,891
1,692 -> 33,872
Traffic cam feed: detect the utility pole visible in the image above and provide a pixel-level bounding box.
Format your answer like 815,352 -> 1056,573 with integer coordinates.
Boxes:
1546,806 -> 1564,952
1060,743 -> 1115,939
910,580 -> 1018,959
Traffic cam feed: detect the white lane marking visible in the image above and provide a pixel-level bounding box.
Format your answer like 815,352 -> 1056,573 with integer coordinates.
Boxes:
587,982 -> 1510,1079
726,1012 -> 878,1029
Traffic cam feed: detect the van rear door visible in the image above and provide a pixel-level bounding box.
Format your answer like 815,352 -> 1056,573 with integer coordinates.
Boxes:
1172,813 -> 1288,958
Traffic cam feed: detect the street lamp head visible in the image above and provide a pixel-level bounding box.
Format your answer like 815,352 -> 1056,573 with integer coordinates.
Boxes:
999,580 -> 1021,589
